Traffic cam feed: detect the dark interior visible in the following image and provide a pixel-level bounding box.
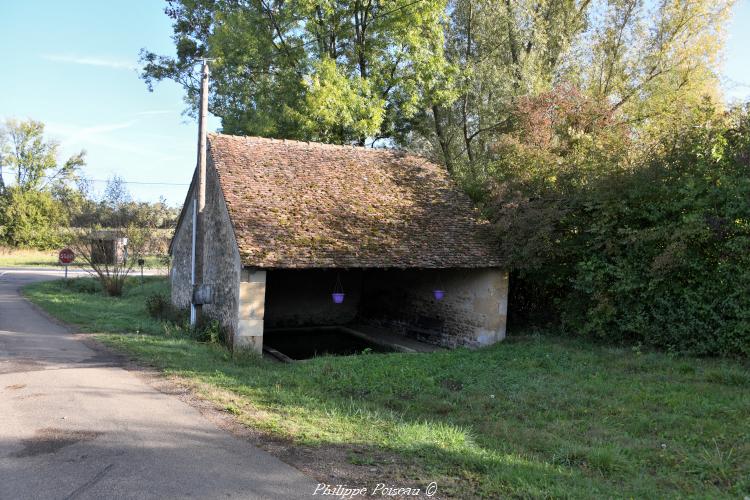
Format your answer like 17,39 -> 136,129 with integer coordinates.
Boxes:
263,327 -> 394,360
262,268 -> 451,359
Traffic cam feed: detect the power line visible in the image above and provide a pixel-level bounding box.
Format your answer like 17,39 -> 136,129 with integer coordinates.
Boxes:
80,179 -> 189,186
0,169 -> 189,186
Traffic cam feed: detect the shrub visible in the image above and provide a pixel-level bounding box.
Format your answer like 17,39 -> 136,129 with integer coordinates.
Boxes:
560,108 -> 750,356
145,293 -> 169,319
0,187 -> 67,249
482,97 -> 750,356
145,293 -> 186,324
190,319 -> 226,344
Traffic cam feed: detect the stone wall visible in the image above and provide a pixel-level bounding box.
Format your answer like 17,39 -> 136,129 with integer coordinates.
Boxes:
170,159 -> 242,343
170,188 -> 194,310
359,268 -> 509,348
201,160 -> 242,342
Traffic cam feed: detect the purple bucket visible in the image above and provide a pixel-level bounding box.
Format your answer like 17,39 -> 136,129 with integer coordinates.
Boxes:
332,292 -> 345,304
433,289 -> 445,301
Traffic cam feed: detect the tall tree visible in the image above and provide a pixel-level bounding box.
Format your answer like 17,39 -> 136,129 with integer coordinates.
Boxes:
141,0 -> 454,145
584,0 -> 732,132
0,119 -> 85,192
425,0 -> 733,171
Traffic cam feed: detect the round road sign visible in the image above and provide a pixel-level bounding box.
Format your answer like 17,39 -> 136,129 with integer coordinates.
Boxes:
59,248 -> 75,265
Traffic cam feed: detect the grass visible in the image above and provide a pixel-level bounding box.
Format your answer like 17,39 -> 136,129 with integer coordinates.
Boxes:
24,277 -> 750,499
23,276 -> 168,334
0,246 -> 168,269
0,246 -> 58,266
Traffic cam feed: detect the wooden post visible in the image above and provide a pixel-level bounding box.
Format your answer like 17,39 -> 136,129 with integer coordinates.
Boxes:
192,60 -> 209,325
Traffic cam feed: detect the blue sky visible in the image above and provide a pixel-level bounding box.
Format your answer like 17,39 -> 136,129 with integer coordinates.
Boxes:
1,1 -> 749,205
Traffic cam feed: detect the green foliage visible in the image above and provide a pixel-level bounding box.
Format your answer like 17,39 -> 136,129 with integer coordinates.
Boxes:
0,118 -> 84,192
145,292 -> 172,319
561,105 -> 750,356
481,94 -> 750,357
291,58 -> 386,142
189,319 -> 225,344
141,0 -> 453,144
0,186 -> 67,249
427,0 -> 731,170
0,118 -> 86,249
145,292 -> 187,324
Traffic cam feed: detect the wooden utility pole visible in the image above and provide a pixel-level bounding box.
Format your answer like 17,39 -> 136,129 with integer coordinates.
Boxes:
192,59 -> 209,325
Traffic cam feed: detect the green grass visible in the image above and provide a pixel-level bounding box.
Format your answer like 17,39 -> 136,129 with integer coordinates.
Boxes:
0,246 -> 168,269
23,276 -> 168,334
0,247 -> 58,266
24,278 -> 750,498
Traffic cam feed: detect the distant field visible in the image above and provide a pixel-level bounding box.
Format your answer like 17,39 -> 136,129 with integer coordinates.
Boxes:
0,246 -> 168,269
0,247 -> 58,267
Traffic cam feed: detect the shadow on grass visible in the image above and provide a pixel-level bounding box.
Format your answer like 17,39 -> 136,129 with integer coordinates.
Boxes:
95,332 -> 750,499
22,277 -> 750,498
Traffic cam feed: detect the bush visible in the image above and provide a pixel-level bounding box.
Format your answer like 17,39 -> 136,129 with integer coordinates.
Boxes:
481,97 -> 750,356
560,107 -> 750,356
145,293 -> 169,318
145,293 -> 186,324
0,187 -> 67,249
190,319 -> 226,344
146,293 -> 224,344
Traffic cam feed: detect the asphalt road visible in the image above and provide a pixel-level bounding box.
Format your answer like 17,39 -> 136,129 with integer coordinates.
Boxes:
0,269 -> 318,499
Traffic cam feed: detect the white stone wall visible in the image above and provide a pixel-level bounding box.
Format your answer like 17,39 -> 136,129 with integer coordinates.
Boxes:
236,269 -> 266,352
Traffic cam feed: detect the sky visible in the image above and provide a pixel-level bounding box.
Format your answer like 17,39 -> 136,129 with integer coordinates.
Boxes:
0,1 -> 221,205
1,0 -> 749,205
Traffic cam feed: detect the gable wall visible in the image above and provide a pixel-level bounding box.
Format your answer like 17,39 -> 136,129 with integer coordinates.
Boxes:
170,159 -> 242,344
170,185 -> 194,310
201,159 -> 242,341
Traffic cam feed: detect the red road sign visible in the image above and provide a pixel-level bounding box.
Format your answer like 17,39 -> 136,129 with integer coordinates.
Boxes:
59,248 -> 75,265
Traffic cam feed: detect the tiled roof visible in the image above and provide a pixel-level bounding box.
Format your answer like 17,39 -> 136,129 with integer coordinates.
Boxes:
209,133 -> 502,268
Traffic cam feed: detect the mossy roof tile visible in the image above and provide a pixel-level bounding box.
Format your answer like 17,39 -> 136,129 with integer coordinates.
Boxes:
208,133 -> 501,268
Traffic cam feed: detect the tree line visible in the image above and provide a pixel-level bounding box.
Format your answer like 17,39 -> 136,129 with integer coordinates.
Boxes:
0,118 -> 180,250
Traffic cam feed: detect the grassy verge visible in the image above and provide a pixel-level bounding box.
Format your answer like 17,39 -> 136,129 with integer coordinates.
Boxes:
0,246 -> 167,269
0,247 -> 58,266
24,278 -> 750,498
23,277 -> 168,334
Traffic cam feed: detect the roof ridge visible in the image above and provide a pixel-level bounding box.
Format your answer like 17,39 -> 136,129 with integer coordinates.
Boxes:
208,131 -> 414,157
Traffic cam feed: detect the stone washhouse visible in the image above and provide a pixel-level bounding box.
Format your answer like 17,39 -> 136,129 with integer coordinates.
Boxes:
169,134 -> 508,352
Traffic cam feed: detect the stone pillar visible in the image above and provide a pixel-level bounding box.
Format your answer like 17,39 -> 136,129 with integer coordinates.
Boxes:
236,269 -> 266,353
470,269 -> 509,346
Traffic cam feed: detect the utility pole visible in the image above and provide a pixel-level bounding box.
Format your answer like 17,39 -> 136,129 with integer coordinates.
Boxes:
191,59 -> 210,326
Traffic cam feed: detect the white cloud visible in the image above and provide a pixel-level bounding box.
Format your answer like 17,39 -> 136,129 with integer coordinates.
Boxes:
44,120 -> 180,160
42,54 -> 138,70
47,120 -> 137,144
